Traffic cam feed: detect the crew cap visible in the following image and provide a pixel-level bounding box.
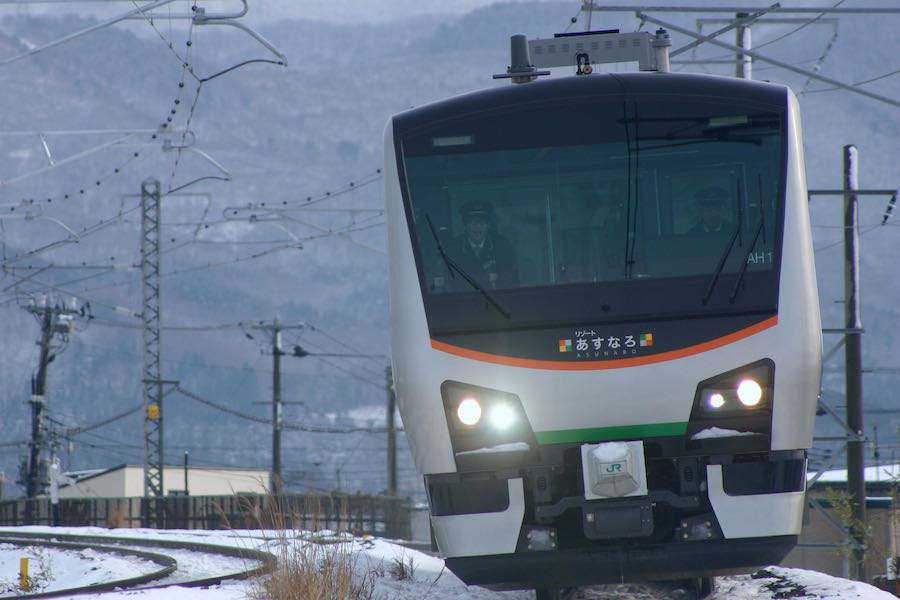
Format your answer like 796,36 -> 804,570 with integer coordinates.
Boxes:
460,200 -> 493,220
695,186 -> 729,205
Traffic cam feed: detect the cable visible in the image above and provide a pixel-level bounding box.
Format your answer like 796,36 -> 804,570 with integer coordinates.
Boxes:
61,402 -> 144,435
175,384 -> 271,425
175,384 -> 396,433
804,66 -> 900,95
129,0 -> 199,82
798,21 -> 839,96
689,4 -> 843,67
755,0 -> 846,51
813,224 -> 881,253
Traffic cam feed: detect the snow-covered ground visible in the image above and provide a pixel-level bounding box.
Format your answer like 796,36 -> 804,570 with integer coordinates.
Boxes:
0,526 -> 895,600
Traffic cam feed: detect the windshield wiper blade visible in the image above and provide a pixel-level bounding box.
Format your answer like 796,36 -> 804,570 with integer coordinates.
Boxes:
701,186 -> 745,305
729,219 -> 765,303
701,223 -> 742,305
729,175 -> 768,303
424,214 -> 511,320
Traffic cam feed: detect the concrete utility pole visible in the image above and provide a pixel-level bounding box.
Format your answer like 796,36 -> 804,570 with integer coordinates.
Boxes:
808,147 -> 899,581
272,318 -> 283,496
843,145 -> 866,581
20,298 -> 86,509
735,11 -> 751,79
253,318 -> 305,495
25,304 -> 54,501
386,366 -> 397,495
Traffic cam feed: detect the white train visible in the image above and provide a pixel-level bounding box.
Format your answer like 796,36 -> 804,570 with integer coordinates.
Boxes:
385,30 -> 821,598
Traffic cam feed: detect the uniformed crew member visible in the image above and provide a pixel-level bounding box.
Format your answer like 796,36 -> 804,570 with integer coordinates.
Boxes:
690,186 -> 733,234
454,200 -> 519,290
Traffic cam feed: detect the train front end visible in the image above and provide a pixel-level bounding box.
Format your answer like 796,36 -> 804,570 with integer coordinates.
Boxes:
385,73 -> 821,590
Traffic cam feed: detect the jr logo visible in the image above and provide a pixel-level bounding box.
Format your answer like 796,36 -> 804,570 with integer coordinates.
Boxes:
605,463 -> 624,474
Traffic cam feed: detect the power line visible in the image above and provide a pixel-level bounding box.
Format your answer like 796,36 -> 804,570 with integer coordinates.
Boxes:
174,384 -> 394,433
804,66 -> 900,94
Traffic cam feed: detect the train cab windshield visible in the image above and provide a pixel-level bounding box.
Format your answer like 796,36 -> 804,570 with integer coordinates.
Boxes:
396,91 -> 786,333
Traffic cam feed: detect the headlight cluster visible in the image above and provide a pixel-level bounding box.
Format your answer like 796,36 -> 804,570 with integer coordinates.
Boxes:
455,395 -> 518,430
688,359 -> 774,442
697,361 -> 772,415
441,380 -> 537,460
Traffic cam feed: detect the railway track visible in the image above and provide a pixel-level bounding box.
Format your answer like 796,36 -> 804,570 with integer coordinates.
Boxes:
0,530 -> 276,598
535,577 -> 715,600
573,579 -> 714,599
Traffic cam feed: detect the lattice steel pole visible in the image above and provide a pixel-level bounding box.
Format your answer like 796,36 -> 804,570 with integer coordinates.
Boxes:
141,178 -> 164,525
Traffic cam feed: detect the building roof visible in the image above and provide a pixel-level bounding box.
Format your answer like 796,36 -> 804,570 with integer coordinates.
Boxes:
808,463 -> 900,484
61,464 -> 268,487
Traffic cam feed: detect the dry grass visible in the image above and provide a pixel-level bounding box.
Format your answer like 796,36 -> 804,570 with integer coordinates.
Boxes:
388,552 -> 417,582
246,493 -> 376,600
105,503 -> 128,529
249,539 -> 375,600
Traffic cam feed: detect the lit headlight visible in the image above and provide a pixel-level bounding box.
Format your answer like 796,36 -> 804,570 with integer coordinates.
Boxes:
737,379 -> 763,406
708,393 -> 726,409
441,380 -> 537,463
688,359 -> 775,442
457,397 -> 482,426
488,403 -> 516,430
696,360 -> 773,415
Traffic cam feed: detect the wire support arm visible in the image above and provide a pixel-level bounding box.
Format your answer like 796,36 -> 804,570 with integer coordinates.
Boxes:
636,12 -> 900,109
0,0 -> 179,69
670,3 -> 780,58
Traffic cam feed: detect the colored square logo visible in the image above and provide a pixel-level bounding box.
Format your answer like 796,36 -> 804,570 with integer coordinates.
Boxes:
559,339 -> 572,353
640,333 -> 653,347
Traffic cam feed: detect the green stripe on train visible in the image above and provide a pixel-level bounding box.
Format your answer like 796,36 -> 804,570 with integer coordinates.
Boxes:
535,422 -> 688,445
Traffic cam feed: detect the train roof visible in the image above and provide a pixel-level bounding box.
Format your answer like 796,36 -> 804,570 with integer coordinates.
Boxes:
392,72 -> 789,136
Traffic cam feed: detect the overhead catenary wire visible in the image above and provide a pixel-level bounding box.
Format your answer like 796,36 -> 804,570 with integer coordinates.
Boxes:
175,384 -> 396,433
2,163 -> 384,303
0,11 -> 393,490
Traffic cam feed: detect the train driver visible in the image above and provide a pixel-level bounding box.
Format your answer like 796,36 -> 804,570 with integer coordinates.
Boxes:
454,200 -> 519,290
690,186 -> 733,234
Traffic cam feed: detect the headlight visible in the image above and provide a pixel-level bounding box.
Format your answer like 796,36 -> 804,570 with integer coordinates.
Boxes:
737,379 -> 763,406
488,403 -> 516,430
441,380 -> 537,462
457,397 -> 482,426
688,359 -> 774,442
708,393 -> 726,409
697,361 -> 772,415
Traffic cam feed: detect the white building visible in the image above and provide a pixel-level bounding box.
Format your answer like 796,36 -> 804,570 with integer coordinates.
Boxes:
59,464 -> 270,498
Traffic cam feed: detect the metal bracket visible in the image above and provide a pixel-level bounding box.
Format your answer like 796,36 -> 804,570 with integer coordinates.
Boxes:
636,11 -> 900,109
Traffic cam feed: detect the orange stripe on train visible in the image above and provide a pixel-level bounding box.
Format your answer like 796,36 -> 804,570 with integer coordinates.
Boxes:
430,316 -> 778,371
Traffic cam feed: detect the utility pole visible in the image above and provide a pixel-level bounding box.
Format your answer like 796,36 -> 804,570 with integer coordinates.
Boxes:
26,303 -> 54,502
19,297 -> 87,516
386,366 -> 397,495
843,145 -> 866,581
808,152 -> 898,582
735,11 -> 751,79
253,318 -> 305,495
140,177 -> 166,527
273,317 -> 283,496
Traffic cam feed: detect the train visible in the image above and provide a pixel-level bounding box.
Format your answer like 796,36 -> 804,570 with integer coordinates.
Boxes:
384,29 -> 821,599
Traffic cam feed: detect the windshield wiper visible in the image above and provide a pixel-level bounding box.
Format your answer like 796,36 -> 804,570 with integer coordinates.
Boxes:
729,175 -> 768,303
701,185 -> 745,305
424,214 -> 511,320
623,100 -> 640,279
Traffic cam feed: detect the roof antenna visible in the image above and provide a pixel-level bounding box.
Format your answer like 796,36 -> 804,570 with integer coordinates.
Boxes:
652,28 -> 672,73
493,34 -> 550,84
